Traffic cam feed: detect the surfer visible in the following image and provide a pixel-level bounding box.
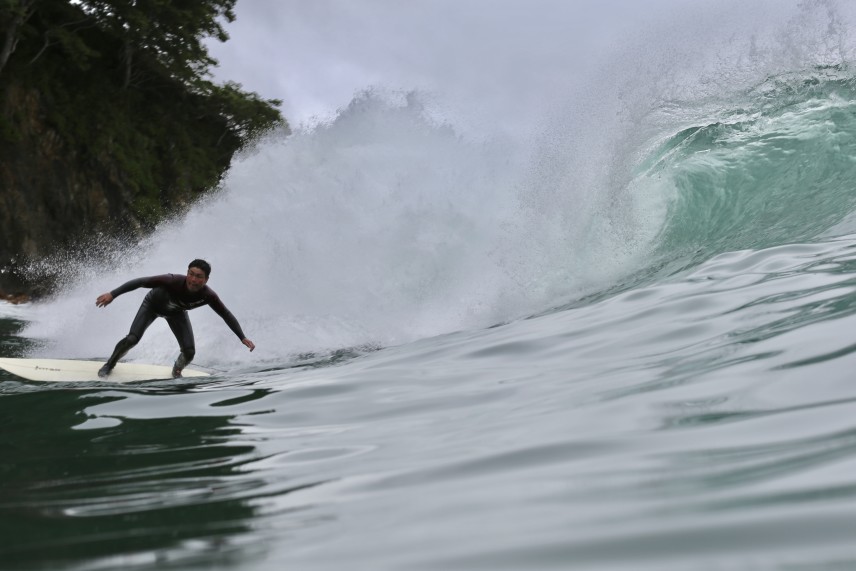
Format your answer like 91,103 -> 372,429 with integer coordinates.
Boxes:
95,259 -> 255,378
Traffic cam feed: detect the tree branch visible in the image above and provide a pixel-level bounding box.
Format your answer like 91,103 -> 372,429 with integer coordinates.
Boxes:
0,0 -> 38,76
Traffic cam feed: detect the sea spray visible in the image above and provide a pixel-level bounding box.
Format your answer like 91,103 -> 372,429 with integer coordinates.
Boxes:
19,1 -> 856,368
20,92 -> 656,366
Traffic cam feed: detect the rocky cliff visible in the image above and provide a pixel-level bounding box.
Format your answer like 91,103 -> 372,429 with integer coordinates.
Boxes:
0,0 -> 285,300
0,82 -> 204,297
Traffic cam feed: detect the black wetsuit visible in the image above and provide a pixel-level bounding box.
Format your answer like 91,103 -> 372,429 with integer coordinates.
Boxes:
104,274 -> 246,372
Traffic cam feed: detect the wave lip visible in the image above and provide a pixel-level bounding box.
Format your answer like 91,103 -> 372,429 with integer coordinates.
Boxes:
633,67 -> 856,272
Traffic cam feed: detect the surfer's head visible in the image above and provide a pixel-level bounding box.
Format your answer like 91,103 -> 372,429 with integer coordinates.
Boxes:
189,259 -> 211,279
186,259 -> 210,292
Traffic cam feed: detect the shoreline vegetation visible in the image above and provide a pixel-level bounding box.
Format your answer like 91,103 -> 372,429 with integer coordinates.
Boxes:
0,0 -> 286,298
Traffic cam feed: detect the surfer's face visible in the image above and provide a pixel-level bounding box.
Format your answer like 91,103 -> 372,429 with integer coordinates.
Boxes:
186,268 -> 208,291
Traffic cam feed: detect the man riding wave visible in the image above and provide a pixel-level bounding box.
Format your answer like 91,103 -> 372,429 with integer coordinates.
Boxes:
95,259 -> 255,378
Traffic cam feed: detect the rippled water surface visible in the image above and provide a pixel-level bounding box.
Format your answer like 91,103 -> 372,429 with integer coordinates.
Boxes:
5,237 -> 856,570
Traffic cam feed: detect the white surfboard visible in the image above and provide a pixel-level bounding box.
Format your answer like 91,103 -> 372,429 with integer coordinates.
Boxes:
0,358 -> 210,382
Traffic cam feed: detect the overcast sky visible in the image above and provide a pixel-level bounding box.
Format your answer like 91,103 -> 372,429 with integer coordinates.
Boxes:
205,1 -> 693,127
206,0 -> 850,131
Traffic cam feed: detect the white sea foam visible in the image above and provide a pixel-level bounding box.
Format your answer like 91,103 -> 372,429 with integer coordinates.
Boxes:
18,0 -> 856,368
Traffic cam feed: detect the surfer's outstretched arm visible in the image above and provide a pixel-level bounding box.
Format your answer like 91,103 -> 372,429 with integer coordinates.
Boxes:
96,275 -> 172,308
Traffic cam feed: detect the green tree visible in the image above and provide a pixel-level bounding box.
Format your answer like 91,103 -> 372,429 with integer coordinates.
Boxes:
202,80 -> 283,144
80,0 -> 237,89
0,0 -> 284,269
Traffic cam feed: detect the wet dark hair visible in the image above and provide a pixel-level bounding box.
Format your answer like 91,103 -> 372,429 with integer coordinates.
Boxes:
189,259 -> 211,278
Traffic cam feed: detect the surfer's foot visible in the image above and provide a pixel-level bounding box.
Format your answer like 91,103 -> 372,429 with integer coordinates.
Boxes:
98,363 -> 113,378
172,354 -> 189,378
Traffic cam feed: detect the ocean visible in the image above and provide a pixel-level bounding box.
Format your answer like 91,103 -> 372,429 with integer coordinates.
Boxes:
4,2 -> 856,569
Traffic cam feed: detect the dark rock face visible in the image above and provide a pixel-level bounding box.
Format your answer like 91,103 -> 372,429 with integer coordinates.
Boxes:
1,85 -> 149,296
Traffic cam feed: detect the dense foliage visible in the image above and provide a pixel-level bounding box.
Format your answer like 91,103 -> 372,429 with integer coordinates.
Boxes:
0,0 -> 283,224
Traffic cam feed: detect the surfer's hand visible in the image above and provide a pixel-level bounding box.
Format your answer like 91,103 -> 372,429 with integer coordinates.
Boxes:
242,338 -> 256,352
96,293 -> 113,307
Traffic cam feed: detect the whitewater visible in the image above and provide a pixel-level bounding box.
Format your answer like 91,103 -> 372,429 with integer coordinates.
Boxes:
4,1 -> 856,569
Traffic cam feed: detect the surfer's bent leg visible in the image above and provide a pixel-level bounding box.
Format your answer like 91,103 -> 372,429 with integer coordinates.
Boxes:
166,311 -> 195,378
99,295 -> 159,377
